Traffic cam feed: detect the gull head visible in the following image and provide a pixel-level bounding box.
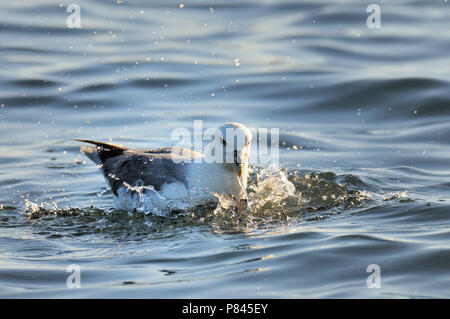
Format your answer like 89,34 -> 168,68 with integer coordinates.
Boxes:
217,122 -> 252,186
192,122 -> 253,200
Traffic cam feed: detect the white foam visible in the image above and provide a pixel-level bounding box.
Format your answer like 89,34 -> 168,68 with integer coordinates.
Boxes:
115,181 -> 201,215
160,181 -> 188,199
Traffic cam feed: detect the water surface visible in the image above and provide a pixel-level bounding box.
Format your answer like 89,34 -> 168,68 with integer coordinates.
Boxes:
0,0 -> 449,298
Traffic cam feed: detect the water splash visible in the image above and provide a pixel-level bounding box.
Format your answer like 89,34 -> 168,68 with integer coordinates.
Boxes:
248,165 -> 299,209
115,180 -> 193,216
201,166 -> 303,230
20,166 -> 412,234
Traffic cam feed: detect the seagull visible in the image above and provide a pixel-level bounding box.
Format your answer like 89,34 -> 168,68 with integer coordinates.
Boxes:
76,122 -> 252,213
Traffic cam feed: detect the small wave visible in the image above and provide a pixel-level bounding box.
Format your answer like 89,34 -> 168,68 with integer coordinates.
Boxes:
11,79 -> 58,88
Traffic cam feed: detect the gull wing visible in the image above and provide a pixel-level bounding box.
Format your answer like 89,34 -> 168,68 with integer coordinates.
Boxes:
76,140 -> 201,195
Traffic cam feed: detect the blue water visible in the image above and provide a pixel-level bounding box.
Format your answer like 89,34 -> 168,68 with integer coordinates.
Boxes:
0,0 -> 449,298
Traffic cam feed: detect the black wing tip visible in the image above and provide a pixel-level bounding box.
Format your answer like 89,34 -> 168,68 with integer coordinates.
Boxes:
75,139 -> 127,162
74,139 -> 93,145
74,139 -> 103,146
74,139 -> 127,149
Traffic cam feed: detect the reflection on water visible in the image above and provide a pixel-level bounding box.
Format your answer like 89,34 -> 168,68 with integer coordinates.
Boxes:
0,0 -> 450,298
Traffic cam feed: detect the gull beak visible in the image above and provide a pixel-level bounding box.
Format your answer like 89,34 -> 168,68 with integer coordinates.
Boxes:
233,150 -> 242,167
233,150 -> 243,178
